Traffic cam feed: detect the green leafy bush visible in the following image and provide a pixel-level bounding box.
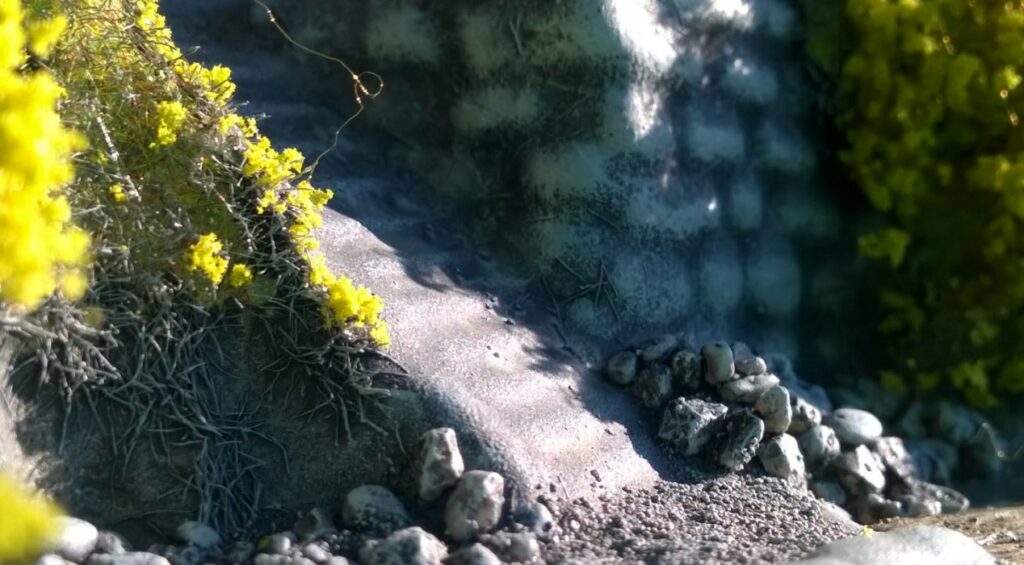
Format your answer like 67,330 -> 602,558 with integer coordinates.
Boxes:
828,0 -> 1024,405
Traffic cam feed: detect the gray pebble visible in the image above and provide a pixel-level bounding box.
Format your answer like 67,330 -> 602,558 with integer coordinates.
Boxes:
513,501 -> 556,540
53,517 -> 99,562
832,445 -> 886,496
757,433 -> 805,484
263,533 -> 294,556
702,342 -> 735,385
754,384 -> 791,434
301,542 -> 332,564
415,428 -> 465,501
343,485 -> 411,534
658,397 -> 729,455
443,543 -> 500,565
787,395 -> 822,435
719,374 -> 780,404
825,408 -> 883,446
446,470 -> 506,542
640,334 -> 678,362
364,527 -> 447,565
85,553 -> 171,565
719,410 -> 765,471
669,349 -> 702,391
630,363 -> 673,408
606,351 -> 638,385
798,424 -> 841,469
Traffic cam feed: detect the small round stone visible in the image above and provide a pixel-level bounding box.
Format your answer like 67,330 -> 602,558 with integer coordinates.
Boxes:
757,433 -> 805,484
825,408 -> 883,446
640,334 -> 678,362
702,341 -> 735,384
787,395 -> 822,435
606,351 -> 638,385
719,410 -> 765,471
798,424 -> 841,469
669,349 -> 702,391
719,374 -> 780,404
630,363 -> 673,407
754,384 -> 791,434
343,485 -> 410,535
446,471 -> 506,542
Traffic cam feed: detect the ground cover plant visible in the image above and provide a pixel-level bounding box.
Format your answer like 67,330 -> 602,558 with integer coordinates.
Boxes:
0,0 -> 389,548
800,0 -> 1024,407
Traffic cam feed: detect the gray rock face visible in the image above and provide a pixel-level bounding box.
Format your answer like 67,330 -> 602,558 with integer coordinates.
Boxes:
833,445 -> 886,496
658,398 -> 729,455
176,521 -> 221,550
445,470 -> 506,542
606,351 -> 638,385
871,436 -> 915,482
810,480 -> 847,507
702,342 -> 735,385
85,553 -> 172,565
415,428 -> 466,501
669,349 -> 702,391
641,334 -> 678,362
343,486 -> 411,534
364,527 -> 448,565
758,433 -> 805,484
512,501 -> 556,540
755,384 -> 792,433
53,517 -> 99,562
791,525 -> 995,565
719,410 -> 765,471
631,363 -> 673,408
443,543 -> 501,565
799,425 -> 841,469
826,408 -> 883,446
720,374 -> 780,404
788,396 -> 822,435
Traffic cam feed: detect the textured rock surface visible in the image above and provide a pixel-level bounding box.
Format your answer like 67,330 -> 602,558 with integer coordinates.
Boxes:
826,409 -> 884,446
758,434 -> 805,484
342,486 -> 411,534
415,428 -> 465,501
658,397 -> 729,455
791,525 -> 994,565
719,410 -> 765,471
445,471 -> 506,542
363,527 -> 447,565
755,384 -> 792,434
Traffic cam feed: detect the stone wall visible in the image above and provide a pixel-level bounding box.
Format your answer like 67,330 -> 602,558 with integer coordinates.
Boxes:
267,0 -> 859,368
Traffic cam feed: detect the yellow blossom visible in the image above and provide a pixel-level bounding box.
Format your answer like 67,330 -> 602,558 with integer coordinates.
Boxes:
227,263 -> 253,288
185,233 -> 228,286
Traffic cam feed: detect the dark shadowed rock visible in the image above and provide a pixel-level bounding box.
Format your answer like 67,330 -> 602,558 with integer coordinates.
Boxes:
720,374 -> 780,404
630,363 -> 673,408
719,410 -> 765,471
658,398 -> 729,455
702,342 -> 735,385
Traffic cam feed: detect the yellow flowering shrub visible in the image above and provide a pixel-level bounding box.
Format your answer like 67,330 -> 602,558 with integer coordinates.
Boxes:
0,0 -> 89,311
185,233 -> 229,286
0,473 -> 62,562
150,99 -> 187,148
806,0 -> 1024,405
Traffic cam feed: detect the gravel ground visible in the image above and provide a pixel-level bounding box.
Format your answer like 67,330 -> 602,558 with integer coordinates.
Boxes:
540,473 -> 856,564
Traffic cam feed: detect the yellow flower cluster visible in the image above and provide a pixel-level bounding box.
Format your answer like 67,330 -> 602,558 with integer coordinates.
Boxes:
184,233 -> 229,286
823,0 -> 1024,404
0,473 -> 62,562
228,263 -> 253,288
151,100 -> 187,148
0,0 -> 90,311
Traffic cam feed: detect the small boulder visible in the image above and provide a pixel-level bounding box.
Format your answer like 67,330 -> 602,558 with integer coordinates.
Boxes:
825,408 -> 883,446
445,471 -> 506,542
669,349 -> 702,392
787,395 -> 822,435
719,374 -> 780,404
733,342 -> 766,376
415,428 -> 465,501
719,410 -> 765,471
606,351 -> 638,385
896,494 -> 942,518
640,334 -> 678,362
889,479 -> 969,514
757,433 -> 805,484
481,531 -> 540,563
848,493 -> 903,523
301,542 -> 333,564
261,533 -> 294,556
658,397 -> 729,455
443,543 -> 501,565
512,501 -> 556,540
53,517 -> 99,562
872,436 -> 916,482
95,531 -> 129,555
294,508 -> 336,542
85,553 -> 171,565
798,424 -> 841,469
754,384 -> 791,434
363,527 -> 447,565
832,445 -> 886,496
702,342 -> 735,385
630,363 -> 673,408
343,486 -> 411,535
